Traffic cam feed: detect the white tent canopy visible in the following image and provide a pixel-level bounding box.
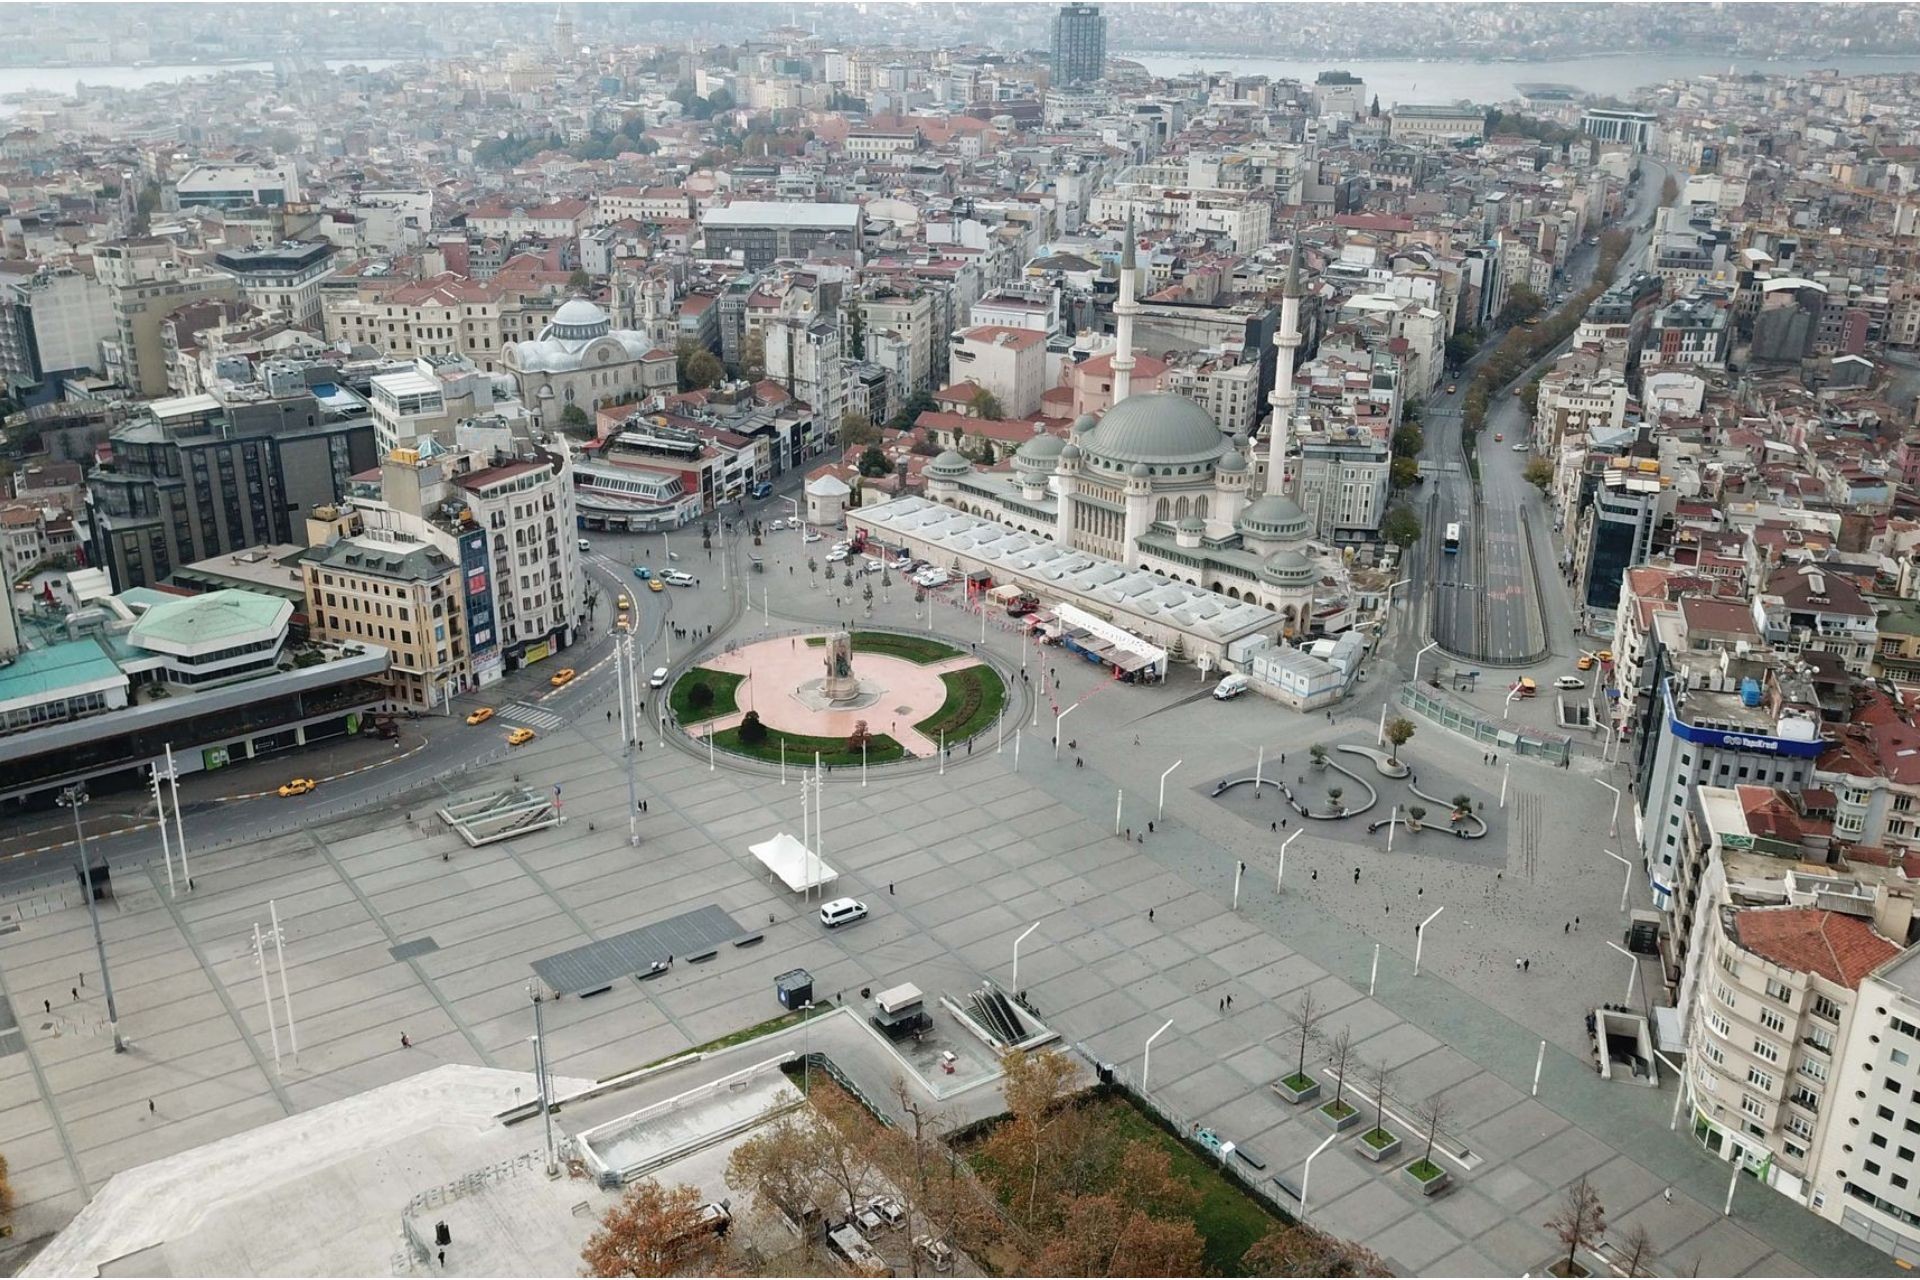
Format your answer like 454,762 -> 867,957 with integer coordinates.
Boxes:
749,832 -> 838,893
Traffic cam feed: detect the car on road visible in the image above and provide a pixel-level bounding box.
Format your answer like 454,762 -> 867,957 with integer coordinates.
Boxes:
549,667 -> 577,688
577,538 -> 590,551
803,531 -> 822,543
1554,675 -> 1585,690
1445,383 -> 1457,394
616,593 -> 630,609
649,666 -> 668,688
1213,673 -> 1250,700
820,897 -> 869,928
1597,649 -> 1613,664
466,707 -> 495,726
826,548 -> 849,563
648,578 -> 664,592
1510,677 -> 1537,698
663,569 -> 696,586
617,611 -> 630,631
1577,652 -> 1595,670
508,727 -> 536,746
1512,442 -> 1528,452
278,777 -> 318,798
1494,432 -> 1503,441
632,565 -> 652,580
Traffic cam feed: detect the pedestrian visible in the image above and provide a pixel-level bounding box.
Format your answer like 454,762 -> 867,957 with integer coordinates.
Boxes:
79,973 -> 84,988
1663,1187 -> 1673,1205
438,1249 -> 446,1268
1574,916 -> 1580,929
889,883 -> 894,895
401,1033 -> 412,1048
148,1099 -> 155,1114
1125,828 -> 1131,840
1218,997 -> 1224,1011
1311,869 -> 1317,881
1565,921 -> 1570,934
1385,903 -> 1390,914
1148,821 -> 1154,834
1353,868 -> 1360,884
70,987 -> 77,1002
1524,958 -> 1531,971
42,999 -> 49,1014
1271,821 -> 1277,833
1148,907 -> 1155,922
1282,817 -> 1289,829
1514,957 -> 1522,971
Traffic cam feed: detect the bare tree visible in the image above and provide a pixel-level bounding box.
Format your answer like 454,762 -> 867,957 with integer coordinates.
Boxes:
1620,1223 -> 1658,1279
1243,1224 -> 1391,1277
1284,990 -> 1325,1090
1324,1026 -> 1356,1117
1412,1090 -> 1452,1178
1365,1058 -> 1395,1144
1545,1175 -> 1606,1277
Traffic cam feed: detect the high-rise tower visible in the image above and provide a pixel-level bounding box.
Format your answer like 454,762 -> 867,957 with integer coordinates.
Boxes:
1051,5 -> 1107,87
1265,237 -> 1305,494
1111,214 -> 1139,404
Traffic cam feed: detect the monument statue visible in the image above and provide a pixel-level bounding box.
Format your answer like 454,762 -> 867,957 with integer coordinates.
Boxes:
821,630 -> 860,704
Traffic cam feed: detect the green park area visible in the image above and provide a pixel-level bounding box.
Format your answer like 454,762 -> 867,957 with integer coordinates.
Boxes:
914,665 -> 1008,742
668,667 -> 745,724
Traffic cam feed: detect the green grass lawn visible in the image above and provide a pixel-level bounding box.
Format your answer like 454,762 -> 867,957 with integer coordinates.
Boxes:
914,665 -> 1008,741
668,667 -> 746,724
801,631 -> 962,664
1077,1096 -> 1289,1274
710,723 -> 907,767
1362,1127 -> 1397,1149
1407,1158 -> 1445,1181
1281,1071 -> 1316,1092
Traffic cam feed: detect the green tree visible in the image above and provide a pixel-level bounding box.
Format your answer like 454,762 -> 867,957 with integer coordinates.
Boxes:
845,305 -> 866,359
707,87 -> 736,114
1660,174 -> 1679,206
972,388 -> 1005,420
1524,456 -> 1555,494
1391,424 -> 1425,458
1384,716 -> 1415,764
1381,504 -> 1421,549
890,388 -> 937,430
839,412 -> 878,448
737,711 -> 768,746
683,349 -> 723,390
976,438 -> 996,465
1497,285 -> 1544,327
1390,456 -> 1420,490
1519,378 -> 1542,415
1444,332 -> 1480,368
857,446 -> 891,477
567,269 -> 591,291
560,404 -> 591,434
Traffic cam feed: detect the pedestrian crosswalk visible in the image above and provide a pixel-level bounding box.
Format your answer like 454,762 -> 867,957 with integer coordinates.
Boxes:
500,703 -> 565,731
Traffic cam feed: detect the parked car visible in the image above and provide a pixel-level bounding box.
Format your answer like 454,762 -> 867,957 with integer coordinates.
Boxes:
803,531 -> 823,543
827,548 -> 849,563
277,777 -> 318,798
869,1197 -> 907,1230
549,667 -> 577,688
508,727 -> 537,746
466,707 -> 495,726
1213,673 -> 1250,700
1446,383 -> 1457,394
820,897 -> 869,928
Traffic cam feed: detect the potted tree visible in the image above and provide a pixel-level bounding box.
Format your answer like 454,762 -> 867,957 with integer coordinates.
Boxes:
1357,1059 -> 1399,1161
1402,1092 -> 1452,1195
1384,717 -> 1415,768
1544,1175 -> 1605,1276
1317,1026 -> 1360,1131
1272,991 -> 1323,1103
1309,744 -> 1328,770
1407,805 -> 1427,832
1451,794 -> 1474,825
1327,785 -> 1344,817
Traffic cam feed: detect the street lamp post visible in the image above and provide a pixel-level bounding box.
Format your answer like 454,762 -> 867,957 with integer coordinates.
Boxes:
1158,759 -> 1183,822
1606,940 -> 1642,1006
1412,640 -> 1440,686
529,984 -> 557,1175
1603,847 -> 1633,912
1012,922 -> 1039,994
1597,779 -> 1621,838
1054,702 -> 1078,759
1413,906 -> 1444,976
162,743 -> 191,889
1279,827 -> 1300,890
58,785 -> 124,1052
150,763 -> 175,896
1142,1018 -> 1173,1094
1299,1130 -> 1340,1223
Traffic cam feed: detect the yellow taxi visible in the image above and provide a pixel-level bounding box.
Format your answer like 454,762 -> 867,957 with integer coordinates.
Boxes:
616,593 -> 630,609
277,777 -> 318,798
549,667 -> 577,688
1598,649 -> 1614,664
1577,654 -> 1595,671
617,611 -> 631,631
648,578 -> 664,593
466,706 -> 495,725
508,727 -> 537,746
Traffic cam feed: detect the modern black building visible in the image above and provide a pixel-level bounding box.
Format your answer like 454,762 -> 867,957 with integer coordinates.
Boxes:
1051,4 -> 1106,88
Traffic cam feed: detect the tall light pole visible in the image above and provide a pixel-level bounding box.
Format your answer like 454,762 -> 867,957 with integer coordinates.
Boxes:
1279,827 -> 1300,891
162,743 -> 191,890
59,785 -> 123,1052
1142,1018 -> 1173,1094
150,763 -> 175,896
1054,702 -> 1078,759
1412,640 -> 1440,686
1597,778 -> 1621,838
1299,1130 -> 1340,1223
1011,922 -> 1039,994
1413,906 -> 1444,976
1158,759 -> 1183,822
269,900 -> 297,1058
529,983 -> 557,1175
1606,940 -> 1642,1006
253,922 -> 280,1069
1603,848 -> 1633,913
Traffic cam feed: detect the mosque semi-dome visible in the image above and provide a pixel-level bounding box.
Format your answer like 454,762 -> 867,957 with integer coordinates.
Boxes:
1261,548 -> 1317,587
1175,516 -> 1206,534
1081,392 -> 1232,467
1014,431 -> 1066,474
927,449 -> 974,479
1238,492 -> 1310,541
1217,449 -> 1249,474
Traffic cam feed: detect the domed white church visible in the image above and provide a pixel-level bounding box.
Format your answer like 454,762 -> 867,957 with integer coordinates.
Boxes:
504,297 -> 668,431
923,222 -> 1334,637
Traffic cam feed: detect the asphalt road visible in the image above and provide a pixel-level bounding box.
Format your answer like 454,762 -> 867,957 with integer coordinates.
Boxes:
1423,156 -> 1672,667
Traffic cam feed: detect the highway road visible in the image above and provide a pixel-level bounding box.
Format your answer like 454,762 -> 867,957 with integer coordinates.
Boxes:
1422,155 -> 1673,667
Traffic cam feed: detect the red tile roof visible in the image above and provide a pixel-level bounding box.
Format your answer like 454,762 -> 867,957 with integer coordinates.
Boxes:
1730,908 -> 1898,988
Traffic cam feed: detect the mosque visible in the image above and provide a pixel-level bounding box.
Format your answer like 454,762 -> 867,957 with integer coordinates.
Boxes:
922,222 -> 1339,637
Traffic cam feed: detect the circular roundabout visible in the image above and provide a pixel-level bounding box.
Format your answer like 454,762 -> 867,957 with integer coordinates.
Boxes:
667,629 -> 1010,767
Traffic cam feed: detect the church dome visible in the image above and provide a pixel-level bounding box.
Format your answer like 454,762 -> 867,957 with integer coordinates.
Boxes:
1238,492 -> 1310,540
1081,393 -> 1230,467
546,297 -> 611,341
1261,549 -> 1316,587
927,449 -> 973,479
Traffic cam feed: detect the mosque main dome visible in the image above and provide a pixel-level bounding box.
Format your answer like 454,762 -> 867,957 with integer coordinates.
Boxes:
1079,392 -> 1232,469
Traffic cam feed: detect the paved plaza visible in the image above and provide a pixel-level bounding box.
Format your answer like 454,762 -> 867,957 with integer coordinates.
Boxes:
0,524 -> 1897,1276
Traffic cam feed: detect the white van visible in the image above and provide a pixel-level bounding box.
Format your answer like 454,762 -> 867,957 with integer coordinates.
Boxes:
1213,673 -> 1250,701
819,897 -> 869,928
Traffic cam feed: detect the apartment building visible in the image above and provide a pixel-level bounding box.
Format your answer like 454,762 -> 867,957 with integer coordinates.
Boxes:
1824,947 -> 1920,1263
302,538 -> 467,710
1387,104 -> 1487,143
859,286 -> 940,398
210,241 -> 336,330
699,202 -> 863,268
1755,563 -> 1878,677
92,237 -> 242,397
172,162 -> 301,212
0,262 -> 114,403
595,187 -> 694,224
1296,428 -> 1392,541
948,325 -> 1045,418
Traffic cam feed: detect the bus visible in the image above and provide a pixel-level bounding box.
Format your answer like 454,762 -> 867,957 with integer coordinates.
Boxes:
1443,523 -> 1461,554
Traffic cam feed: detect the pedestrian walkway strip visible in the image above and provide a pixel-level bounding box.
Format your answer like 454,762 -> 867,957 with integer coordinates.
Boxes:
500,703 -> 566,731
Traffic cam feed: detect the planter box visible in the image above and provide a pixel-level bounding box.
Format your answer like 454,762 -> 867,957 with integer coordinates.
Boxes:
1356,1129 -> 1401,1162
1272,1073 -> 1321,1105
1401,1161 -> 1451,1196
1319,1100 -> 1362,1132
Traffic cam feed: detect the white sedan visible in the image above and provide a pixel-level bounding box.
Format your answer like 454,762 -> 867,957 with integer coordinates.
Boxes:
803,531 -> 822,544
